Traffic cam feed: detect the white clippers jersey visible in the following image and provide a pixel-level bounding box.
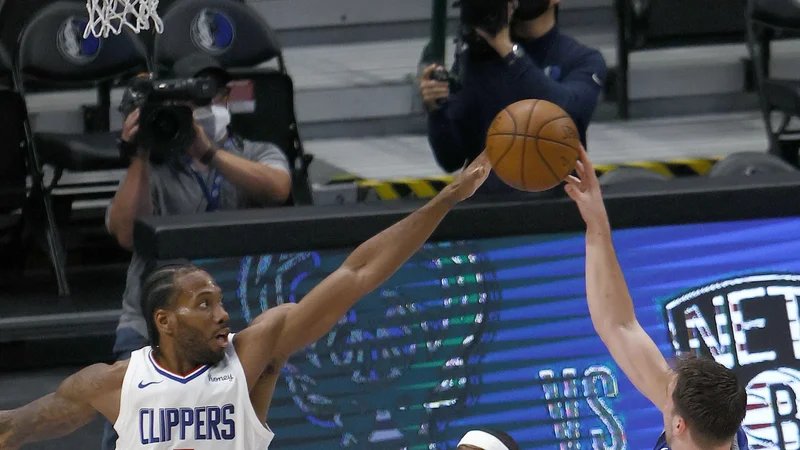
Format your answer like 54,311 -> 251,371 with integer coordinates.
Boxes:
114,333 -> 274,449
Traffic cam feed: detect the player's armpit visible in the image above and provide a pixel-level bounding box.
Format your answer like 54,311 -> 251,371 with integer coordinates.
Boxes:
599,321 -> 673,412
234,303 -> 295,390
0,363 -> 118,449
235,269 -> 367,391
234,270 -> 364,390
237,170 -> 487,388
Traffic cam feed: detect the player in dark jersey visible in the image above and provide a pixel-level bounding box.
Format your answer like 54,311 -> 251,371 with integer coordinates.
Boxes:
564,147 -> 749,450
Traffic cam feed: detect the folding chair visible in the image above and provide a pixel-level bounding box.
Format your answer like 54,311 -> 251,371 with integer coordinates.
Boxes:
613,0 -> 748,119
13,1 -> 149,296
154,0 -> 314,205
745,0 -> 800,165
0,44 -> 29,285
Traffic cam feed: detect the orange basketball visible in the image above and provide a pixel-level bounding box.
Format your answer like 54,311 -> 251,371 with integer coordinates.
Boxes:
485,99 -> 581,192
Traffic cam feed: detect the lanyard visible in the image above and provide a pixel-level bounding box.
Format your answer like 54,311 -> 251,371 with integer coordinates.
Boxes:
190,167 -> 223,212
183,153 -> 223,212
184,138 -> 239,212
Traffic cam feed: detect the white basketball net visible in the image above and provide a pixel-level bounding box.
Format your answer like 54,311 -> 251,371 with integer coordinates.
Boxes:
83,0 -> 164,39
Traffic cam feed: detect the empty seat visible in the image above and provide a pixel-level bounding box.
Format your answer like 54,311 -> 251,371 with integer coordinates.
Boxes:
11,1 -> 150,296
746,0 -> 800,165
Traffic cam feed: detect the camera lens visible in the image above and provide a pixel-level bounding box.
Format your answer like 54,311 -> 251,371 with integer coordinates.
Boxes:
150,107 -> 180,140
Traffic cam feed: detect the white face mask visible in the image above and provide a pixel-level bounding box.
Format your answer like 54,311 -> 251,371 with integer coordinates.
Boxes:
194,104 -> 231,144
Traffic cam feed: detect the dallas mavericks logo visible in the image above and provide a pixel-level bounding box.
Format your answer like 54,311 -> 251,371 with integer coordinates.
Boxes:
191,8 -> 235,55
56,17 -> 101,64
234,242 -> 499,448
544,66 -> 562,81
661,274 -> 800,449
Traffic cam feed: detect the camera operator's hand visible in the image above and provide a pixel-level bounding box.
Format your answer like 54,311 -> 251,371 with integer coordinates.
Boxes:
475,27 -> 515,58
419,64 -> 450,112
188,123 -> 214,161
121,108 -> 140,144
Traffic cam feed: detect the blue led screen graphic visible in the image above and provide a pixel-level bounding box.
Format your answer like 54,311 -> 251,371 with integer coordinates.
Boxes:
194,217 -> 800,450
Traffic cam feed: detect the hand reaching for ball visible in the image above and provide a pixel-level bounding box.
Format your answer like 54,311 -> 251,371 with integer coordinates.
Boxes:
564,146 -> 610,233
485,99 -> 580,193
446,152 -> 491,202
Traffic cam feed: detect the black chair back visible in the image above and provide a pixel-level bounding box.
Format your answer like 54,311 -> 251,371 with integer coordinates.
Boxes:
155,0 -> 311,205
624,0 -> 745,48
614,0 -> 751,118
224,70 -> 313,205
227,71 -> 296,161
0,0 -> 81,58
0,44 -> 10,76
744,0 -> 800,165
15,1 -> 148,86
154,0 -> 281,71
749,0 -> 800,31
0,90 -> 28,213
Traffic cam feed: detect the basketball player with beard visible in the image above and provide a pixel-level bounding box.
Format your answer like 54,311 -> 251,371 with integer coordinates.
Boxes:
564,147 -> 749,450
0,156 -> 490,450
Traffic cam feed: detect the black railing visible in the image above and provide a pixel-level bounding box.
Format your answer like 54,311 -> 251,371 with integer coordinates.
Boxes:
420,0 -> 449,67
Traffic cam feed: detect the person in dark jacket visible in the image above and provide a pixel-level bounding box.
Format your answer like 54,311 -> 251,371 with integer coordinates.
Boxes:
420,0 -> 607,194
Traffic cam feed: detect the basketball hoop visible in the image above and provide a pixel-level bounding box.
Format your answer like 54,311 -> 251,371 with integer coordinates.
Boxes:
83,0 -> 164,39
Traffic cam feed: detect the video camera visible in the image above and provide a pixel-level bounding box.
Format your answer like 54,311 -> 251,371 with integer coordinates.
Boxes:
456,0 -> 512,60
119,74 -> 219,164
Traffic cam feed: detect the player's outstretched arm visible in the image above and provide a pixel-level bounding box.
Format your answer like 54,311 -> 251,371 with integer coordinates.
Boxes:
0,363 -> 120,449
235,154 -> 491,386
564,148 -> 672,412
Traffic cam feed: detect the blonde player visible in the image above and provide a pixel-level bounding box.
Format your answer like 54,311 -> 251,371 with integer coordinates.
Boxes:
564,147 -> 748,450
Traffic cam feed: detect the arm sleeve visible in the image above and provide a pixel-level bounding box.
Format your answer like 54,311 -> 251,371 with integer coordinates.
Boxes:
503,48 -> 607,130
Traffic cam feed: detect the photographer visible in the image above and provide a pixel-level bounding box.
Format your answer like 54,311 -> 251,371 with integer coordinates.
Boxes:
420,0 -> 607,192
100,53 -> 291,450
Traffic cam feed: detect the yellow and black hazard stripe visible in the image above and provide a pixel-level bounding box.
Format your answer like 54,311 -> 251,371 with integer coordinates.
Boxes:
332,157 -> 723,201
593,157 -> 722,178
357,177 -> 455,201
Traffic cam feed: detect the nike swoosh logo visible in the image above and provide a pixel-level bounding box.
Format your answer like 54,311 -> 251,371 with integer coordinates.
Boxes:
138,380 -> 162,389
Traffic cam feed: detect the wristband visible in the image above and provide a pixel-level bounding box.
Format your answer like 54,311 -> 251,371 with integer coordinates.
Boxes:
117,138 -> 139,161
503,43 -> 524,66
199,147 -> 218,165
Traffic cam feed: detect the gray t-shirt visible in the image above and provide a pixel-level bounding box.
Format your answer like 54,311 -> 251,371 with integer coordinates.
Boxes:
109,138 -> 290,340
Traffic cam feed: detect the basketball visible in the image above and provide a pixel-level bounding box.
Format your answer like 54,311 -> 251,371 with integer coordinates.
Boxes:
485,99 -> 581,192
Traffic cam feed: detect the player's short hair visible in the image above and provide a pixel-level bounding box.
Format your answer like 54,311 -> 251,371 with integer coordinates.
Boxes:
140,262 -> 202,347
672,354 -> 747,446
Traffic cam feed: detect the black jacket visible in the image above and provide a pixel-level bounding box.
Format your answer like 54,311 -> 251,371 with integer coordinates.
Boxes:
427,27 -> 607,194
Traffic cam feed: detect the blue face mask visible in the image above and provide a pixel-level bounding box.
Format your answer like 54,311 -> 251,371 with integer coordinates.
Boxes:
193,104 -> 231,144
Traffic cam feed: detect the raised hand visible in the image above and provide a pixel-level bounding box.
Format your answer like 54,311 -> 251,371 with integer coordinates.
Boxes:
564,146 -> 610,233
447,151 -> 491,201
